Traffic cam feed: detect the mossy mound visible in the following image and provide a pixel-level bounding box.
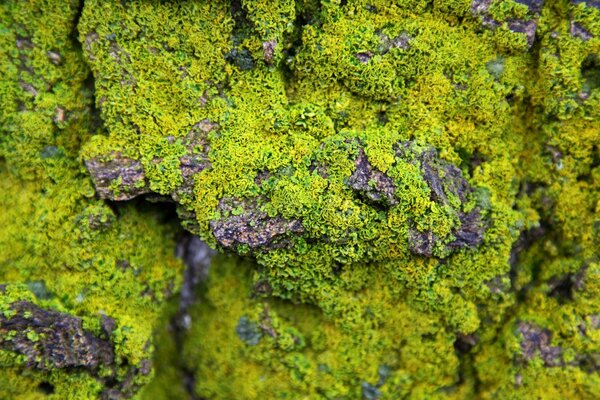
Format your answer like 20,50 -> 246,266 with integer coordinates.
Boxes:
146,255 -> 475,399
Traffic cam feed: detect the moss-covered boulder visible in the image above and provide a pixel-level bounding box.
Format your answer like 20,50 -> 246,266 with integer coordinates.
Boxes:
0,0 -> 599,399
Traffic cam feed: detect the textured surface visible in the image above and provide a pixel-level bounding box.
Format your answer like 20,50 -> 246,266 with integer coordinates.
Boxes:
0,0 -> 599,399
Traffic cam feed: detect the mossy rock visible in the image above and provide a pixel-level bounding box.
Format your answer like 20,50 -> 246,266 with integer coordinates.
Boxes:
0,0 -> 599,399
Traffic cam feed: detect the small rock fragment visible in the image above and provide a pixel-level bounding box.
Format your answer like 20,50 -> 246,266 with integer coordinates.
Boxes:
0,301 -> 115,371
85,154 -> 149,201
347,148 -> 398,207
263,40 -> 277,64
210,197 -> 304,250
517,322 -> 563,367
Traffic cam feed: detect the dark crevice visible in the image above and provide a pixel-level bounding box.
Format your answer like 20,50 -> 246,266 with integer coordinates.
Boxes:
103,196 -> 179,224
547,274 -> 576,302
509,223 -> 547,297
229,0 -> 253,49
281,2 -> 323,103
83,72 -> 104,136
170,232 -> 215,400
38,382 -> 55,394
70,0 -> 85,46
547,265 -> 587,304
581,54 -> 600,93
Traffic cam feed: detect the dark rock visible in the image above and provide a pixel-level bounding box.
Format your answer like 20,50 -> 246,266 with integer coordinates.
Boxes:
571,21 -> 593,41
517,322 -> 563,367
210,197 -> 304,251
408,228 -> 437,257
472,0 -> 544,48
356,51 -> 374,64
347,148 -> 398,207
508,19 -> 539,48
178,121 -> 213,192
448,209 -> 485,249
47,50 -> 63,66
413,146 -> 472,205
175,235 -> 215,330
86,121 -> 213,203
85,154 -> 149,201
409,213 -> 484,257
472,0 -> 500,28
0,301 -> 114,371
572,0 -> 600,9
515,0 -> 545,13
378,33 -> 411,54
361,381 -> 381,400
175,154 -> 210,200
101,315 -> 117,337
263,40 -> 277,64
398,141 -> 486,257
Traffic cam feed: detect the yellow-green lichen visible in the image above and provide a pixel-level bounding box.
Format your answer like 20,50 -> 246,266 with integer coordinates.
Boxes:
1,0 -> 599,398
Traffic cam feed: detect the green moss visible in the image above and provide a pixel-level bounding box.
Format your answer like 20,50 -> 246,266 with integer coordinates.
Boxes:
180,254 -> 476,399
0,0 -> 184,397
1,0 -> 599,398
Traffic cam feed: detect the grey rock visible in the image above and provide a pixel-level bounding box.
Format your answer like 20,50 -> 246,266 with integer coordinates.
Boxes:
210,197 -> 304,251
0,301 -> 114,371
85,154 -> 149,201
517,322 -> 563,367
347,148 -> 398,207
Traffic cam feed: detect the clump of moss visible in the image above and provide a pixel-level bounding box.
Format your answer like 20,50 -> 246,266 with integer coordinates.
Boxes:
78,0 -> 528,336
173,254 -> 475,399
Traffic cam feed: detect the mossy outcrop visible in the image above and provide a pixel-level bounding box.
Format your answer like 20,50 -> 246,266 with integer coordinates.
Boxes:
0,1 -> 183,398
1,0 -> 599,399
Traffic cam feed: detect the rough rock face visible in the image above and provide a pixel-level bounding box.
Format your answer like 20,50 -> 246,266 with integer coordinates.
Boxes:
347,147 -> 398,207
0,1 -> 183,398
472,0 -> 545,48
517,322 -> 563,367
396,142 -> 486,256
88,136 -> 486,258
86,155 -> 149,201
210,197 -> 304,251
86,120 -> 213,203
0,301 -> 115,371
